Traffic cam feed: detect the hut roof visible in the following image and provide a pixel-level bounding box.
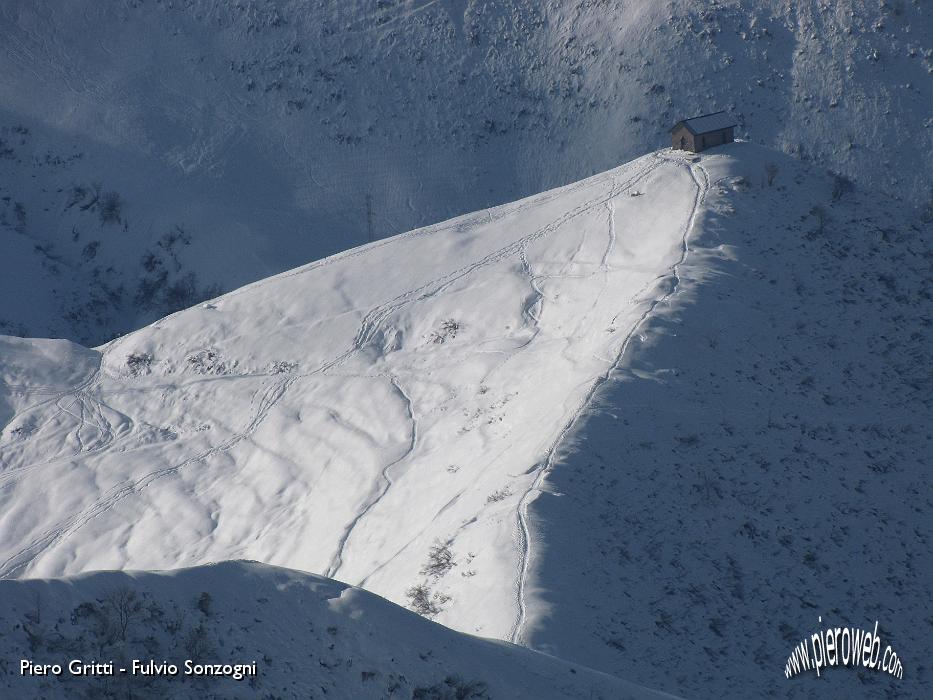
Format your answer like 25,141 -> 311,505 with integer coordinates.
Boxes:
671,111 -> 737,135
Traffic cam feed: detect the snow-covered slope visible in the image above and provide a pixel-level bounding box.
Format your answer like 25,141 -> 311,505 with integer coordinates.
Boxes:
0,560 -> 679,700
2,142 -> 930,698
0,150 -> 701,647
1,0 -> 930,342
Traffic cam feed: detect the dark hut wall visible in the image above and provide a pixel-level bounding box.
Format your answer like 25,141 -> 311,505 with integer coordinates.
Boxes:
671,124 -> 695,151
697,127 -> 734,150
671,125 -> 734,152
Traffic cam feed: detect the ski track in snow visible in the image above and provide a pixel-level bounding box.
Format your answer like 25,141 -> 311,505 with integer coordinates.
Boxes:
0,374 -> 296,579
325,374 -> 418,580
509,153 -> 710,645
0,366 -> 125,485
332,155 -> 668,587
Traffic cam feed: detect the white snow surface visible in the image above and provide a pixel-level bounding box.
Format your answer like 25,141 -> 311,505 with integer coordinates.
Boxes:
0,560 -> 680,699
0,149 -> 704,649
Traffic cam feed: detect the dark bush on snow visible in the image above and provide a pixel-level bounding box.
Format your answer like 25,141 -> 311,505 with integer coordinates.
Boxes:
413,675 -> 489,699
99,191 -> 123,224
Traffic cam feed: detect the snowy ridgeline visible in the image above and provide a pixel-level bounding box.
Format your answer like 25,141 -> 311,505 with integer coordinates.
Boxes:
0,560 -> 679,700
0,0 -> 930,342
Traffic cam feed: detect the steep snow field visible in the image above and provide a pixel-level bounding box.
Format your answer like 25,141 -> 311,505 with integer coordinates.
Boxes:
0,561 -> 680,699
1,0 -> 930,342
0,150 -> 703,648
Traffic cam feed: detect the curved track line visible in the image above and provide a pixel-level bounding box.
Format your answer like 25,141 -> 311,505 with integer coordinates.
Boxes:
324,375 -> 417,580
0,374 -> 295,579
0,386 -> 134,488
509,153 -> 710,645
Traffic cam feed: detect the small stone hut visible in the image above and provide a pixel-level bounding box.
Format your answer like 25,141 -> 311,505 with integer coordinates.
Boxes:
670,112 -> 737,153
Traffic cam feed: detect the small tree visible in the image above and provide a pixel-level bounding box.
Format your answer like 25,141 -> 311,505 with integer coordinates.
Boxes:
13,202 -> 26,232
99,191 -> 123,225
920,190 -> 933,224
106,586 -> 141,642
184,624 -> 212,661
25,591 -> 42,624
763,162 -> 779,187
196,591 -> 212,617
420,542 -> 456,578
405,584 -> 449,617
831,172 -> 853,200
811,205 -> 828,236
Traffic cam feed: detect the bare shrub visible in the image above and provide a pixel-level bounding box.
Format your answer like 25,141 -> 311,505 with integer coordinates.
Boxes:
421,541 -> 456,578
431,319 -> 460,344
186,348 -> 231,375
830,172 -> 853,200
71,601 -> 117,653
99,191 -> 123,225
486,488 -> 511,503
184,624 -> 211,661
413,675 -> 489,699
65,184 -> 89,209
81,241 -> 100,261
126,352 -> 153,376
405,584 -> 450,617
106,586 -> 142,642
763,162 -> 779,186
732,176 -> 751,191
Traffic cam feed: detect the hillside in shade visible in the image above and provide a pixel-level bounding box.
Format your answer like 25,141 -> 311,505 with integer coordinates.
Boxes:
0,560 -> 680,699
1,0 -> 930,342
517,146 -> 932,699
